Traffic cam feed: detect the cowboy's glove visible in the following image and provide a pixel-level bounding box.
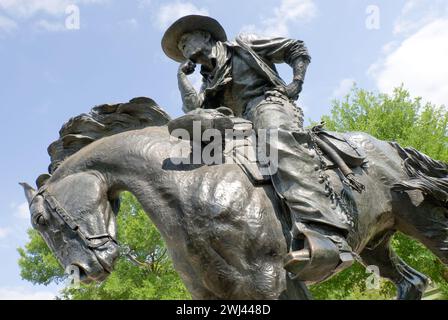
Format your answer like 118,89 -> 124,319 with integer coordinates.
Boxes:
179,60 -> 196,76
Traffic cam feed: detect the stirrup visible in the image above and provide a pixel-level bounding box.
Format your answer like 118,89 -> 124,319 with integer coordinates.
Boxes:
284,223 -> 353,282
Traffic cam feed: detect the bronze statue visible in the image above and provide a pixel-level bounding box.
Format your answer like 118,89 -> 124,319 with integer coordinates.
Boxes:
19,16 -> 448,299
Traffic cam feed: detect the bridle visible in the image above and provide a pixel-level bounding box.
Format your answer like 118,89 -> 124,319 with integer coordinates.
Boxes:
30,185 -> 117,250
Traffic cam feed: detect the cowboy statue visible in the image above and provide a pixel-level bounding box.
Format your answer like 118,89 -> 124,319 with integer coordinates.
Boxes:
162,15 -> 357,282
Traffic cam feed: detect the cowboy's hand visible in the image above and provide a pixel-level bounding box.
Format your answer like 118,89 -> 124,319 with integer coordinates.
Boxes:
285,80 -> 303,100
178,60 -> 196,76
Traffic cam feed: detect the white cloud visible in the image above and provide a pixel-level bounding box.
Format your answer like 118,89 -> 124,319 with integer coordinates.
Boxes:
0,287 -> 56,300
332,78 -> 355,99
369,18 -> 448,106
0,15 -> 17,33
241,0 -> 317,37
0,0 -> 107,33
0,227 -> 11,239
13,202 -> 30,220
0,0 -> 69,18
393,0 -> 448,35
35,19 -> 65,32
380,41 -> 399,55
0,0 -> 106,18
155,1 -> 209,31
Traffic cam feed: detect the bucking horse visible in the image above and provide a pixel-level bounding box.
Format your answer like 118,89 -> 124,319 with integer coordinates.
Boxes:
20,97 -> 448,299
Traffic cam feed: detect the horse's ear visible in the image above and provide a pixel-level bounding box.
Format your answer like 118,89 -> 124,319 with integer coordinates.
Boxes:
36,174 -> 51,189
19,182 -> 36,206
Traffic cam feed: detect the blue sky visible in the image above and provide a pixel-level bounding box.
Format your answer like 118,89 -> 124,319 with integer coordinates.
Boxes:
0,0 -> 447,299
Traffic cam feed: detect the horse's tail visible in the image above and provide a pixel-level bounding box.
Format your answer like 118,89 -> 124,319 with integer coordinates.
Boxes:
390,142 -> 448,207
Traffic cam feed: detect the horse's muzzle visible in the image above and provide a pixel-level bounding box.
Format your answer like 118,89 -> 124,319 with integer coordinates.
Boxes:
93,241 -> 119,274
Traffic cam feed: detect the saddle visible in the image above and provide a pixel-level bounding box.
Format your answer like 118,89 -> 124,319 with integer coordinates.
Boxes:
167,109 -> 271,184
167,111 -> 368,190
312,125 -> 367,168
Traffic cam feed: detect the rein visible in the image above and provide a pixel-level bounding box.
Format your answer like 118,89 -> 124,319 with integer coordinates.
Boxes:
30,186 -> 116,250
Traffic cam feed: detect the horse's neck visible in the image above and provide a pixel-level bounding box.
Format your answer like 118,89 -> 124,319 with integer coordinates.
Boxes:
65,127 -> 180,229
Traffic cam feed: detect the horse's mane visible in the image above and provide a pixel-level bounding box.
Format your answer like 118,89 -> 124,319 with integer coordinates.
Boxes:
390,142 -> 448,207
46,97 -> 171,174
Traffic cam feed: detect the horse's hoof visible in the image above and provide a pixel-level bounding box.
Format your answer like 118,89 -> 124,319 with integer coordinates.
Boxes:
396,275 -> 428,300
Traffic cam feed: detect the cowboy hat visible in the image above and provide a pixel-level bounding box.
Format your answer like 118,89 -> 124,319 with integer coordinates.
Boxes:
161,15 -> 227,62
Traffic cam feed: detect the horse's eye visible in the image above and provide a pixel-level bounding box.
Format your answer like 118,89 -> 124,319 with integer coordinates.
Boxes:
35,214 -> 47,226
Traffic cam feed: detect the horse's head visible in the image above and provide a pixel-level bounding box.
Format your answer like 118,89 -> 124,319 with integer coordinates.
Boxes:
20,171 -> 120,283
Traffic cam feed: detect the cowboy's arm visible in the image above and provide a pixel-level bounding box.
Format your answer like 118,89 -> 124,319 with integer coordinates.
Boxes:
178,62 -> 205,113
246,36 -> 311,98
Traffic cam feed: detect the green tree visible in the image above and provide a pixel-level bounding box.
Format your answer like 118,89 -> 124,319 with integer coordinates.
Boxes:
18,192 -> 191,300
310,85 -> 448,299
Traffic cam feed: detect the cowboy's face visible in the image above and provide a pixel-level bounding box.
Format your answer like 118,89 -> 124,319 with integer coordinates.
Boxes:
178,31 -> 213,64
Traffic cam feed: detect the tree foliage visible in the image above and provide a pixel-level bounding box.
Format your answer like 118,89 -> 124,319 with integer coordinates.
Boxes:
18,229 -> 66,286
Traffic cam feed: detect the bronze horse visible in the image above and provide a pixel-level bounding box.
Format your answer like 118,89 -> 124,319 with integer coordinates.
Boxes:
21,98 -> 448,299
